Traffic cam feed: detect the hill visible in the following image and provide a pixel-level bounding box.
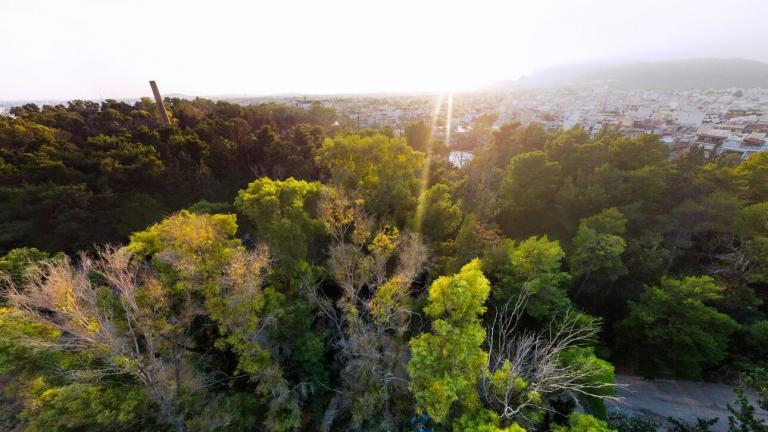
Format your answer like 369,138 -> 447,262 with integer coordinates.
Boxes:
494,58 -> 768,90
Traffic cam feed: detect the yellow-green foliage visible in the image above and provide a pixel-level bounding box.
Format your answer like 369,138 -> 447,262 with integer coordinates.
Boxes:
736,151 -> 768,202
317,134 -> 424,224
368,226 -> 400,257
453,408 -> 527,432
424,259 -> 489,324
0,247 -> 61,288
235,177 -> 324,265
408,259 -> 490,423
22,381 -> 150,432
488,360 -> 541,407
552,413 -> 616,432
211,250 -> 274,378
127,210 -> 241,280
0,307 -> 150,431
129,210 -> 276,380
0,307 -> 62,375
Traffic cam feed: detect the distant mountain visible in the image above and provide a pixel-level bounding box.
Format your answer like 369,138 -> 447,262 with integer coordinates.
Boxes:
492,58 -> 768,90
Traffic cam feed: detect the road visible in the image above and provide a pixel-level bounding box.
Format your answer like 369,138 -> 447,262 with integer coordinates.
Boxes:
612,374 -> 768,431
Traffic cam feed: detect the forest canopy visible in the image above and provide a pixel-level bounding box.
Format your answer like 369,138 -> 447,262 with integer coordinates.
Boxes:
1,98 -> 767,431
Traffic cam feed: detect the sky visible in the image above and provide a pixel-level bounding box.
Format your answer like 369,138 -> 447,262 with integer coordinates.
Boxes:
2,0 -> 768,100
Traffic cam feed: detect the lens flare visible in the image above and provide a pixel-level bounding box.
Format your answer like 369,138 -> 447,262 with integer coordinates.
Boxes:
413,92 -> 451,234
444,92 -> 453,147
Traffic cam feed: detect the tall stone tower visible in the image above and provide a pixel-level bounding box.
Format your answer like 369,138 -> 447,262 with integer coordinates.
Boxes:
149,80 -> 171,126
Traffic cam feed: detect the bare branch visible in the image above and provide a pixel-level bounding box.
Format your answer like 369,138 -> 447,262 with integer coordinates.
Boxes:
483,293 -> 624,425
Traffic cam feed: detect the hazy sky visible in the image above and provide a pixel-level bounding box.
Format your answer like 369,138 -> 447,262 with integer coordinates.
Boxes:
2,0 -> 767,100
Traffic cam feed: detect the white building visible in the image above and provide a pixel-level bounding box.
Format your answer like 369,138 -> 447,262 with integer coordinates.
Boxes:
674,111 -> 705,127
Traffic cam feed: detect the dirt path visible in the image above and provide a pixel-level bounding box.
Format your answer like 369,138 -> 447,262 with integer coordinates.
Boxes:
612,374 -> 768,431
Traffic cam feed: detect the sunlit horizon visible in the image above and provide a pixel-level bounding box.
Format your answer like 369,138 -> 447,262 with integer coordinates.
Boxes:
2,0 -> 768,100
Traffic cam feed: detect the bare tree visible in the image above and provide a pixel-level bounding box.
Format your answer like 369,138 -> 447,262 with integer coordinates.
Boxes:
313,187 -> 428,431
5,246 -> 194,432
483,289 -> 622,425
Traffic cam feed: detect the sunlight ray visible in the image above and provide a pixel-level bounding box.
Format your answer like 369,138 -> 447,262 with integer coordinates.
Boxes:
444,91 -> 453,147
412,92 -> 444,234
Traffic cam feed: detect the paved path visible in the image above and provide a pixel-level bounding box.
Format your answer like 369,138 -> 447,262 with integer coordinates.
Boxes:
612,374 -> 768,431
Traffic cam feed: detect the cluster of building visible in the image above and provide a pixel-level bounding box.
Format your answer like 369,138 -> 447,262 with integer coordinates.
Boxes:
268,86 -> 768,160
494,87 -> 768,160
249,93 -> 503,139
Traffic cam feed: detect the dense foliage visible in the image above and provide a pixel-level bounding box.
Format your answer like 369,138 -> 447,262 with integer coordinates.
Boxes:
0,98 -> 337,253
1,100 -> 768,431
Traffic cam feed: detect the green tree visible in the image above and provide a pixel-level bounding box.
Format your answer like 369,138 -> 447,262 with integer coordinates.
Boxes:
235,177 -> 324,266
449,213 -> 501,272
737,152 -> 768,203
616,276 -> 739,379
484,236 -> 570,322
264,124 -> 323,180
404,121 -> 432,152
553,413 -> 616,432
0,247 -> 60,288
127,210 -> 241,279
455,114 -> 498,150
622,232 -> 670,286
22,383 -> 153,432
0,306 -> 153,431
498,151 -> 562,238
733,202 -> 768,283
408,259 -> 490,424
487,123 -> 547,167
557,347 -> 616,419
570,209 -> 628,302
0,98 -> 334,254
453,409 -> 526,432
608,135 -> 668,172
6,212 -> 304,431
413,182 -> 463,242
317,134 -> 424,224
743,322 -> 768,366
127,211 -> 287,391
728,370 -> 768,432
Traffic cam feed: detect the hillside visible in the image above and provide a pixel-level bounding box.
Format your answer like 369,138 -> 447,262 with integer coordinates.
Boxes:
496,58 -> 768,89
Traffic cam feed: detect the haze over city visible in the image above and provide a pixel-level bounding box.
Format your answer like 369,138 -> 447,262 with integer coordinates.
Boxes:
2,0 -> 768,100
